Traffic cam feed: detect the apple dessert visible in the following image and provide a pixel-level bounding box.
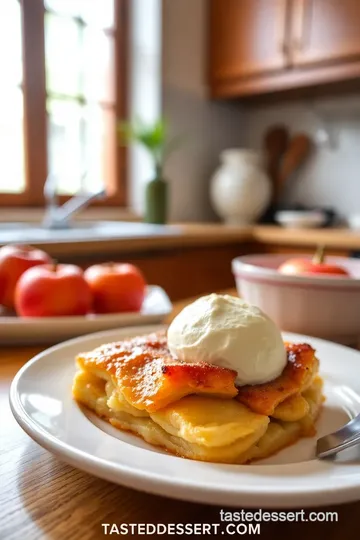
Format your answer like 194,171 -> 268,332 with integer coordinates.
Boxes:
73,294 -> 324,464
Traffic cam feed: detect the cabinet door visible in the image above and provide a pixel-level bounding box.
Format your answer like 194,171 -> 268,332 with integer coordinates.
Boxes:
291,0 -> 360,66
210,0 -> 289,81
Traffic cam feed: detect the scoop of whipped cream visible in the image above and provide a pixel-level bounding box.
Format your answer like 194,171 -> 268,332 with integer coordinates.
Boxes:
167,294 -> 286,385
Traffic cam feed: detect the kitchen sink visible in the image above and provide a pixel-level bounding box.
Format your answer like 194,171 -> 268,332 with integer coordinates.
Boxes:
0,221 -> 180,244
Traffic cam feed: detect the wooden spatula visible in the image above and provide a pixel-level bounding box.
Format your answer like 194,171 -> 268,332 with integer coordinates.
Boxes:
276,133 -> 312,204
263,125 -> 289,204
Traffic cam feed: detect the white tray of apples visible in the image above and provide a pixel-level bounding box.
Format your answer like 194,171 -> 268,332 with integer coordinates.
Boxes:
0,245 -> 172,345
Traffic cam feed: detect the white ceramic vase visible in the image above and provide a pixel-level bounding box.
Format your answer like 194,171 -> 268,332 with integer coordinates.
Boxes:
210,149 -> 271,225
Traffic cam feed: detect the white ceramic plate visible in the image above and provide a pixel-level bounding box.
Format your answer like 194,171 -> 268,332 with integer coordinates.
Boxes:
275,210 -> 327,229
10,325 -> 360,508
0,286 -> 171,345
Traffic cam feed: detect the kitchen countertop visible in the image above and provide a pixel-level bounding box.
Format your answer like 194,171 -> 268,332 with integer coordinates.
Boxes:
2,290 -> 359,539
0,223 -> 252,257
2,223 -> 360,257
252,225 -> 360,250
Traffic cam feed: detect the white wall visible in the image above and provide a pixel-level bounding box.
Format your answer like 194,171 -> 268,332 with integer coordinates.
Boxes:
128,0 -> 162,215
243,96 -> 360,220
162,0 -> 245,222
130,2 -> 360,222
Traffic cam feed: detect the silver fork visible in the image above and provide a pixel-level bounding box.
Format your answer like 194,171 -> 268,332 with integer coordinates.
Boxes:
316,414 -> 360,458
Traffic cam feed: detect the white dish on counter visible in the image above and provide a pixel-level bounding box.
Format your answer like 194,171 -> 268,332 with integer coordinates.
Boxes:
10,324 -> 360,508
347,214 -> 360,230
0,286 -> 171,345
233,254 -> 360,344
275,210 -> 327,229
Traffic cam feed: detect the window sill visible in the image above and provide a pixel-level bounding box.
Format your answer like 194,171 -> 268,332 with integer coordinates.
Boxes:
0,207 -> 142,224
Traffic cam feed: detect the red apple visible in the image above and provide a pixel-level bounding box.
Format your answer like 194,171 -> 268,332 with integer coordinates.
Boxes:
278,246 -> 349,277
15,263 -> 93,317
0,244 -> 52,310
84,262 -> 146,314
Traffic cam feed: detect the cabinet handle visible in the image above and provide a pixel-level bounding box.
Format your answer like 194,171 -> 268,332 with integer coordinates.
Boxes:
279,0 -> 291,57
293,0 -> 311,51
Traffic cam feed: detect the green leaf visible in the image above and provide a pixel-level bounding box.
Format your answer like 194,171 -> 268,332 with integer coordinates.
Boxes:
117,117 -> 181,170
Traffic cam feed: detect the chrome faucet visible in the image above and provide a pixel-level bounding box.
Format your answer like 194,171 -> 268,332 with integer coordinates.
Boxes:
42,174 -> 106,229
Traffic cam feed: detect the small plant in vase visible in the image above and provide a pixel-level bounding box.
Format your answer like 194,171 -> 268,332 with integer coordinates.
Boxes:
119,118 -> 179,224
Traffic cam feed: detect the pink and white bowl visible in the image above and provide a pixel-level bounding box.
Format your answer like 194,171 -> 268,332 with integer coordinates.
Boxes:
232,254 -> 360,345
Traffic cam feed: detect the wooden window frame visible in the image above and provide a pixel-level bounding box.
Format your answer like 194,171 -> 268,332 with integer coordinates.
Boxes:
0,0 -> 128,207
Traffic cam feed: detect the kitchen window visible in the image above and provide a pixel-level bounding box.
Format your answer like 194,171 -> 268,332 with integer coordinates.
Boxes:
0,0 -> 128,207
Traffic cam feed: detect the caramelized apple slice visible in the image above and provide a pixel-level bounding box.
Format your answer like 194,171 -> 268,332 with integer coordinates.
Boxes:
236,343 -> 318,416
271,393 -> 310,422
76,332 -> 238,412
150,395 -> 269,447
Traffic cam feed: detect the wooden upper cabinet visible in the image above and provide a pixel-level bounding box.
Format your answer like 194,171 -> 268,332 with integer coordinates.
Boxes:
290,0 -> 360,67
210,0 -> 289,81
209,0 -> 360,98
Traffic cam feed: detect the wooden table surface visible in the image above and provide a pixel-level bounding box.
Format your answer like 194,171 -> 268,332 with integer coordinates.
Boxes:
1,294 -> 360,540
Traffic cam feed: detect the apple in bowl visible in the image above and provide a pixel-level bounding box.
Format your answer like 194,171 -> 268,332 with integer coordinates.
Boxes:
15,263 -> 93,317
232,252 -> 360,344
0,244 -> 52,310
278,246 -> 349,277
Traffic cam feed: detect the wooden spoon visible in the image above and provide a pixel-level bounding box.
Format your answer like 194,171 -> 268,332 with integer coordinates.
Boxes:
277,133 -> 312,203
263,125 -> 289,204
